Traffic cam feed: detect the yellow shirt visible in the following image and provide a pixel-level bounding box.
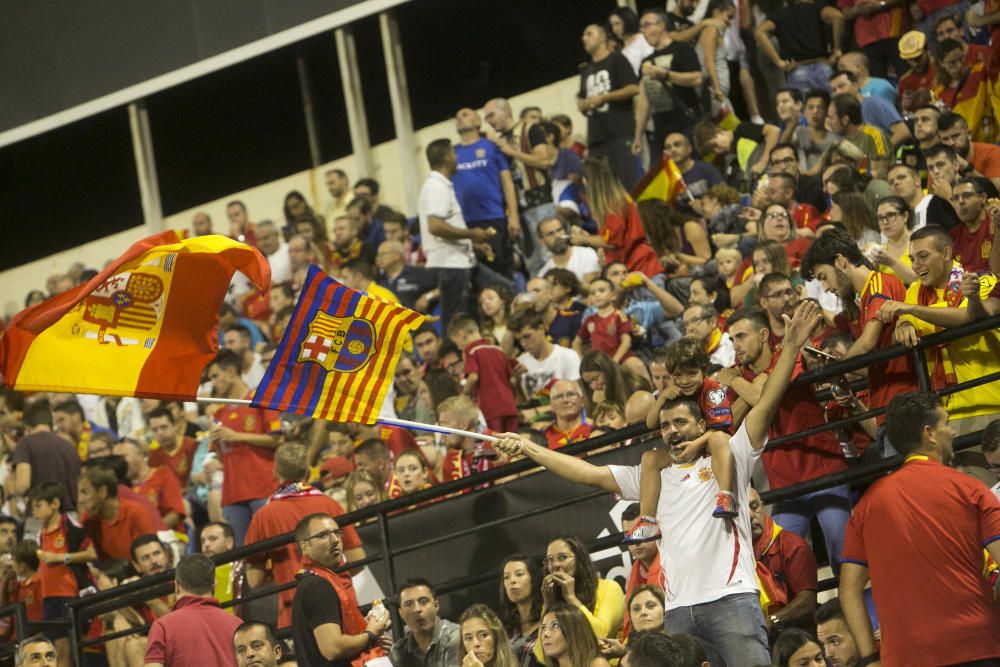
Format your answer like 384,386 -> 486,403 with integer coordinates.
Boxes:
534,578 -> 625,661
879,244 -> 912,279
900,274 -> 1000,418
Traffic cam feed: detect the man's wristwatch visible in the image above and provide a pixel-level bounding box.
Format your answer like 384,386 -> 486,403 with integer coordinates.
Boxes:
860,651 -> 880,666
769,615 -> 785,633
365,630 -> 378,649
63,554 -> 72,565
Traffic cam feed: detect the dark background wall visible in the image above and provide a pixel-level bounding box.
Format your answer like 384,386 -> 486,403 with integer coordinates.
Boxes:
0,0 -> 615,271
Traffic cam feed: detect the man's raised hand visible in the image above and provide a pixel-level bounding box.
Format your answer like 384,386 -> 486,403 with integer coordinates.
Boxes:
782,300 -> 822,348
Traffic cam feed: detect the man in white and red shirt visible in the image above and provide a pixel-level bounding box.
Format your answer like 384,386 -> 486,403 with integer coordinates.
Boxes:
498,302 -> 824,667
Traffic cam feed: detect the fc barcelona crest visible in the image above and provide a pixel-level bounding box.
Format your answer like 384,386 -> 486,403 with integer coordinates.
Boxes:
298,311 -> 377,373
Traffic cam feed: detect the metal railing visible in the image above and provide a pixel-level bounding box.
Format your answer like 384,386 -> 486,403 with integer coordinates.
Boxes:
62,313 -> 1000,665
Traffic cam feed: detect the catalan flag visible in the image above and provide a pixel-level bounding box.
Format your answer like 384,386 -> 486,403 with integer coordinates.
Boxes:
252,265 -> 425,424
1,231 -> 269,398
632,154 -> 686,205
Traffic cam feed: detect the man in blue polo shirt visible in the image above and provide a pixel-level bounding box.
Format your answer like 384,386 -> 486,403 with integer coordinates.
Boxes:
453,107 -> 521,277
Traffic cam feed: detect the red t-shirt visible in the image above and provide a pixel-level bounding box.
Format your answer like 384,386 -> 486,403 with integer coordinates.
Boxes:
601,199 -> 664,277
791,203 -> 823,233
244,485 -> 362,629
16,575 -> 43,621
134,467 -> 186,523
377,425 -> 418,459
118,484 -> 167,531
144,596 -> 243,667
691,378 -> 733,433
544,420 -> 593,449
859,271 -> 917,420
84,497 -> 160,561
39,517 -> 92,599
756,527 -> 818,615
463,339 -> 517,419
783,238 -> 812,269
743,352 -> 847,489
578,310 -> 634,359
897,64 -> 937,111
971,143 -> 1000,181
950,215 -> 994,274
216,398 -> 283,506
148,437 -> 198,487
842,457 -> 1000,666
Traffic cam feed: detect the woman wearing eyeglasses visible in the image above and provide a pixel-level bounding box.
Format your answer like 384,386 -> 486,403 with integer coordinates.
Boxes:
871,196 -> 918,285
532,535 -> 625,662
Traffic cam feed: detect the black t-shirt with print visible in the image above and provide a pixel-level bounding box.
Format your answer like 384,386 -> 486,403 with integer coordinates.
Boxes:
579,51 -> 638,145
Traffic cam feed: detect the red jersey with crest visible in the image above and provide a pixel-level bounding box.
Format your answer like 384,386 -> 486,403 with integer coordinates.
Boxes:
578,310 -> 634,359
692,378 -> 733,432
859,271 -> 918,420
134,466 -> 186,523
148,436 -> 198,486
217,396 -> 283,506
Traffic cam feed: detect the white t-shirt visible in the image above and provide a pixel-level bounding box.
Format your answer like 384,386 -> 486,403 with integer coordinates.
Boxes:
267,243 -> 292,284
804,278 -> 842,314
540,246 -> 602,284
621,35 -> 654,76
608,422 -> 762,610
518,345 -> 581,397
418,171 -> 475,269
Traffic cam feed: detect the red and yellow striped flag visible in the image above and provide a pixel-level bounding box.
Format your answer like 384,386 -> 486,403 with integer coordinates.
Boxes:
1,231 -> 269,399
252,265 -> 425,424
632,154 -> 686,204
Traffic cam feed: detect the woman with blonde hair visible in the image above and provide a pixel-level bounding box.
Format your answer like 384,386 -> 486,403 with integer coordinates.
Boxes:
573,156 -> 663,277
345,468 -> 386,512
459,604 -> 520,667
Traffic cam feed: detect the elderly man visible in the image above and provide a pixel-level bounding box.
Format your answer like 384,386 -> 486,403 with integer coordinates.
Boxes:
16,634 -> 58,667
254,221 -> 290,283
543,380 -> 593,449
681,303 -> 735,368
375,240 -> 436,311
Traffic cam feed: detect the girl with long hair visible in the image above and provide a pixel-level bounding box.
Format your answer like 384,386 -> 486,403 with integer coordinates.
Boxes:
499,555 -> 544,667
345,468 -> 386,512
579,351 -> 632,415
636,199 -> 711,276
830,190 -> 880,248
576,156 -> 663,278
872,196 -> 918,285
539,603 -> 611,667
479,286 -> 516,355
771,628 -> 826,667
532,535 -> 624,664
459,604 -> 520,667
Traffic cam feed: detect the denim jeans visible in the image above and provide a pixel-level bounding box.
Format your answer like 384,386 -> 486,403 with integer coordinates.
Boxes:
664,592 -> 771,667
771,482 -> 852,573
223,497 -> 269,547
786,62 -> 833,94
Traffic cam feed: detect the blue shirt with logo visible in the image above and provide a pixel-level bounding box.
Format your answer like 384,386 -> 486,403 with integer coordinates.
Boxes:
453,138 -> 509,222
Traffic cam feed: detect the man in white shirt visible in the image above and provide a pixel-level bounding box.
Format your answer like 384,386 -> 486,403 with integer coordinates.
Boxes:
419,138 -> 496,329
255,220 -> 291,284
537,216 -> 601,284
681,303 -> 735,368
508,309 -> 581,399
496,301 -> 823,667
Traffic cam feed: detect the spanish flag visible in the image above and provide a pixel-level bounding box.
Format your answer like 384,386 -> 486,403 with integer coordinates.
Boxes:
632,154 -> 686,204
1,231 -> 269,398
252,265 -> 424,424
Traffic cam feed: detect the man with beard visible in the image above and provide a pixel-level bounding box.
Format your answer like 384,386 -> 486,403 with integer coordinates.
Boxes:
131,534 -> 174,620
877,225 -> 1000,429
538,216 -> 601,285
755,273 -> 802,346
496,302 -> 825,667
715,308 -> 849,574
840,393 -> 1000,667
896,31 -> 936,112
801,227 -> 918,417
664,132 -> 721,216
949,177 -> 997,274
292,514 -> 391,667
938,112 -> 1000,190
887,163 -> 960,230
748,488 -> 818,637
815,599 -> 863,667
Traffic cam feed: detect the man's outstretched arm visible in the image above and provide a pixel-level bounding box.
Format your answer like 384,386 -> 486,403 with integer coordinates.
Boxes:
495,436 -> 621,494
744,301 -> 822,448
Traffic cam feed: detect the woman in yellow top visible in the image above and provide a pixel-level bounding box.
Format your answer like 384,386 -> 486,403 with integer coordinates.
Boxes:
872,196 -> 918,286
533,535 -> 625,662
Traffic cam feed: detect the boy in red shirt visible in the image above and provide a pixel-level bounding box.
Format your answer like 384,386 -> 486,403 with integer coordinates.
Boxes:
11,540 -> 43,632
29,482 -> 96,661
446,314 -> 519,433
573,277 -> 648,381
629,337 -> 739,544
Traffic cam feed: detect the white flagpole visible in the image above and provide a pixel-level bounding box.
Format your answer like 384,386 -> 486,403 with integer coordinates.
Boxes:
196,397 -> 500,443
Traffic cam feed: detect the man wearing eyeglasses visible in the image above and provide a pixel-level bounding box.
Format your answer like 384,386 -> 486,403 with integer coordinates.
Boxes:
292,513 -> 390,667
757,273 -> 804,347
949,178 -> 996,274
15,634 -> 57,667
766,143 -> 826,212
544,380 -> 593,450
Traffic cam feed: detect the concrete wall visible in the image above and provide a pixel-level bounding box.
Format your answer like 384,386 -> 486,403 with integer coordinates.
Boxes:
0,75 -> 586,318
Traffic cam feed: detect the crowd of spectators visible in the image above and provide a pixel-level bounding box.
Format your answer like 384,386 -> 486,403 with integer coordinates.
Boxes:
3,2 -> 1000,666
